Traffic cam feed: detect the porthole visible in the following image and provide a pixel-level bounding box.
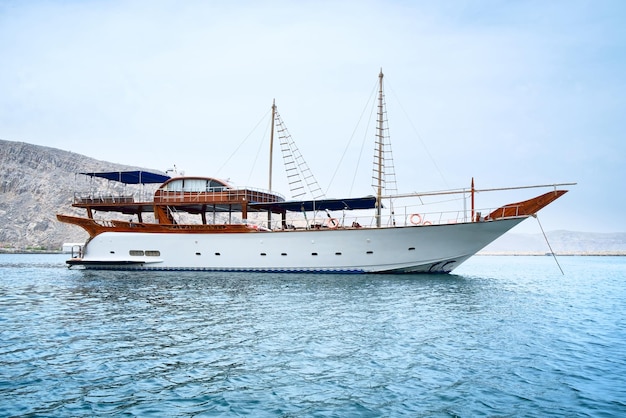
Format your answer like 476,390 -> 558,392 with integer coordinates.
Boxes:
129,250 -> 144,256
145,250 -> 160,256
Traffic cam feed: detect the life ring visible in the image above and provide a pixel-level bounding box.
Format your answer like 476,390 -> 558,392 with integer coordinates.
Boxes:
327,218 -> 339,228
423,221 -> 432,226
410,213 -> 422,225
246,224 -> 271,232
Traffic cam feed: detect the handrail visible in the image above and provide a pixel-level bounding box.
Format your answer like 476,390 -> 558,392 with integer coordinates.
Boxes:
381,182 -> 576,200
73,186 -> 286,205
241,202 -> 528,231
155,188 -> 285,204
73,193 -> 136,204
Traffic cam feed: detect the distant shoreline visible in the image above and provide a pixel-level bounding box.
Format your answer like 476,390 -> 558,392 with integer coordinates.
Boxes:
0,249 -> 63,254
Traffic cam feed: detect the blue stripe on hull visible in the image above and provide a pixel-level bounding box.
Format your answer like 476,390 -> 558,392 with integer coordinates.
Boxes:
76,265 -> 367,274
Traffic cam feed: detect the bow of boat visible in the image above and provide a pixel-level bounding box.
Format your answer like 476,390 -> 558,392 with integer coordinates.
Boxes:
487,190 -> 568,220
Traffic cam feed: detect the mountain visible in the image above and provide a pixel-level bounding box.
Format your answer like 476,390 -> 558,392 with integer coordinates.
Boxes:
0,139 -> 156,251
1,139 -> 624,254
480,230 -> 626,255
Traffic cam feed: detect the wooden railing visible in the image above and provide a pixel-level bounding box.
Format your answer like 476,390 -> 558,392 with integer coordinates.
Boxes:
74,193 -> 135,204
154,188 -> 285,204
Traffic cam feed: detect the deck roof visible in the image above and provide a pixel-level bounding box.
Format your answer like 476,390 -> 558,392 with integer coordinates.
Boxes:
250,196 -> 378,212
80,171 -> 171,184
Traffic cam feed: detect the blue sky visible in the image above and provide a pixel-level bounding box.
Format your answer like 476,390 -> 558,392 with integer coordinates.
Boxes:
1,0 -> 624,233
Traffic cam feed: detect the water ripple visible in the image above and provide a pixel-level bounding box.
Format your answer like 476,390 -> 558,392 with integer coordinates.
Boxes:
0,254 -> 625,416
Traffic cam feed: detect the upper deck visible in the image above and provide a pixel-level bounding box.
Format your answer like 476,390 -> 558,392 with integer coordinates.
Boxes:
71,174 -> 285,215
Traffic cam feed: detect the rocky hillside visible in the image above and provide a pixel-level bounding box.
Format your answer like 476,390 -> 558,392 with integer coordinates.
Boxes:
481,230 -> 626,256
0,139 -> 152,250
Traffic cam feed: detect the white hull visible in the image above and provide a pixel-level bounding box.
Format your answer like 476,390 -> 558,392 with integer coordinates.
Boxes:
73,217 -> 526,273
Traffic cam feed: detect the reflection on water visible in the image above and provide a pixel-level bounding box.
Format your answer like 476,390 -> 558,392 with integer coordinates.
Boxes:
1,254 -> 625,416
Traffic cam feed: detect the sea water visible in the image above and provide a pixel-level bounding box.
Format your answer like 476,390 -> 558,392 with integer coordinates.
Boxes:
1,254 -> 624,417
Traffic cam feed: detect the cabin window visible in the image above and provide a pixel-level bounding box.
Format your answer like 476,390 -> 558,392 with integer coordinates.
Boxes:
335,252 -> 342,256
311,252 -> 318,256
366,251 -> 374,255
260,253 -> 267,256
195,252 -> 201,256
183,179 -> 207,192
145,250 -> 161,257
129,250 -> 144,256
215,252 -> 221,256
408,247 -> 415,251
281,253 -> 287,256
208,179 -> 227,192
164,179 -> 184,192
110,251 -> 115,254
162,178 -> 229,192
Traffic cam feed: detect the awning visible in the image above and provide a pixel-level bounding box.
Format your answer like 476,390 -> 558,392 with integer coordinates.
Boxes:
79,171 -> 171,185
249,196 -> 378,212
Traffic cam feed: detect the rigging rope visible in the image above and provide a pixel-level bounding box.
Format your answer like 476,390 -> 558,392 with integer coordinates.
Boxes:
372,76 -> 398,196
534,214 -> 564,275
245,118 -> 270,187
274,107 -> 325,200
325,78 -> 379,196
216,108 -> 271,178
386,80 -> 449,189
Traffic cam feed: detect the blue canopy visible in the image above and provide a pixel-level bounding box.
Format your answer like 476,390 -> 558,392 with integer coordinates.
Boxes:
250,196 -> 378,212
80,171 -> 170,185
